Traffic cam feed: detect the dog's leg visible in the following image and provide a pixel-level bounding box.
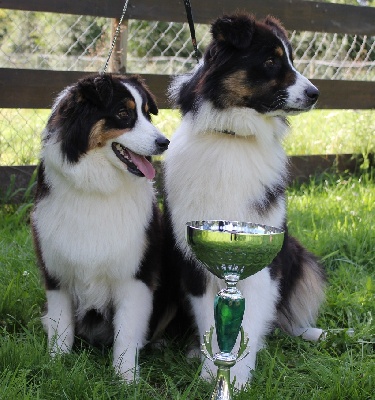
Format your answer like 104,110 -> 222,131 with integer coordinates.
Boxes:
112,279 -> 153,382
188,281 -> 219,382
230,268 -> 279,389
42,289 -> 74,356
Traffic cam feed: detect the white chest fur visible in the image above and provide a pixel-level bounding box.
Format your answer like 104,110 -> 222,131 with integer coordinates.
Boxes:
33,173 -> 154,312
164,110 -> 288,258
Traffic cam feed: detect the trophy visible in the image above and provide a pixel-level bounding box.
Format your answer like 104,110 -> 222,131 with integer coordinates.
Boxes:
186,220 -> 284,400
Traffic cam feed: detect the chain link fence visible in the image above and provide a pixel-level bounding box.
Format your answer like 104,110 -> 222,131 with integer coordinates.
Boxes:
0,8 -> 374,165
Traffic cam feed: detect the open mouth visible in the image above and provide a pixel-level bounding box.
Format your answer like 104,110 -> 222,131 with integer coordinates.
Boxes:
283,106 -> 305,112
112,142 -> 156,180
283,105 -> 314,113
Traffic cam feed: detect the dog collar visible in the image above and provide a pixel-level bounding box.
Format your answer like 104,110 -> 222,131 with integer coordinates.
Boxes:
213,129 -> 236,136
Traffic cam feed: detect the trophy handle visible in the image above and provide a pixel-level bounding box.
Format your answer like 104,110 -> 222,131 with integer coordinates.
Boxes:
235,327 -> 250,362
202,326 -> 215,361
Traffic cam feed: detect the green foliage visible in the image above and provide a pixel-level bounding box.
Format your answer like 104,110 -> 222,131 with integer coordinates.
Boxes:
128,21 -> 192,58
292,1 -> 375,68
0,171 -> 374,399
0,11 -> 108,57
286,109 -> 375,156
0,109 -> 49,166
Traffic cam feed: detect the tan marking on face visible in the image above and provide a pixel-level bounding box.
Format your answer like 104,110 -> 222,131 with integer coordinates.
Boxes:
275,46 -> 284,57
88,119 -> 128,150
126,99 -> 136,110
284,70 -> 296,86
222,70 -> 254,107
144,103 -> 149,113
262,79 -> 277,91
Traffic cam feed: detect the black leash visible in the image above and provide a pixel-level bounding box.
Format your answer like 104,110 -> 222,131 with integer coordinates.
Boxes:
183,0 -> 200,63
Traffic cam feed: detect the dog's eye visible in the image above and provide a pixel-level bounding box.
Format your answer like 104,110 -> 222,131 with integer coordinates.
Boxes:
117,109 -> 128,118
264,58 -> 276,67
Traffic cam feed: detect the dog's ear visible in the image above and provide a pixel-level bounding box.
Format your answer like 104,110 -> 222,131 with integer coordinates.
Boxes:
78,74 -> 114,108
145,91 -> 158,115
130,75 -> 159,116
145,89 -> 158,116
211,14 -> 255,49
263,16 -> 289,42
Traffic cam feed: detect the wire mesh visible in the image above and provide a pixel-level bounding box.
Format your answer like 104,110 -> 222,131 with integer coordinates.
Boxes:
0,9 -> 374,165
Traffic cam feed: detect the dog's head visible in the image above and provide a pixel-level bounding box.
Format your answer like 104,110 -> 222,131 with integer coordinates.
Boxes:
46,74 -> 169,180
174,13 -> 319,116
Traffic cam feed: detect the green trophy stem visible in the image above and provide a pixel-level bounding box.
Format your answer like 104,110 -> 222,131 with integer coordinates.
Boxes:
214,285 -> 245,354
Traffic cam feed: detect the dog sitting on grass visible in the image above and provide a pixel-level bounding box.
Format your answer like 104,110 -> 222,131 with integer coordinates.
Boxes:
163,13 -> 326,387
31,73 -> 169,381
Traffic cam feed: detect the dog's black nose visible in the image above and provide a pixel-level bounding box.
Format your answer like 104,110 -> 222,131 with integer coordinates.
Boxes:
305,85 -> 319,102
155,137 -> 170,151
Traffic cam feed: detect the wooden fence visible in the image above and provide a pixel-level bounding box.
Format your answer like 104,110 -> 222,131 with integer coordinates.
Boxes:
0,0 -> 374,201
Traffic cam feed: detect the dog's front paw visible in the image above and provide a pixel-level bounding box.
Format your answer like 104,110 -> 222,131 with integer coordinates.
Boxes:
200,359 -> 216,382
186,344 -> 202,360
114,364 -> 139,383
47,330 -> 74,358
199,359 -> 252,390
230,363 -> 253,390
113,357 -> 139,383
49,343 -> 71,358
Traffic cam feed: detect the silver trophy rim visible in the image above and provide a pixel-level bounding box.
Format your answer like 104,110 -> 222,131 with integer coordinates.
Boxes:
186,220 -> 285,236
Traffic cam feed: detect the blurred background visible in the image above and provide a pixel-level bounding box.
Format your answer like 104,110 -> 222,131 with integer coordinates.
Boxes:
0,0 -> 374,166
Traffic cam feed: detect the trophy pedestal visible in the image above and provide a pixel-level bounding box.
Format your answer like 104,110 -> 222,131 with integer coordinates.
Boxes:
186,220 -> 285,400
211,354 -> 236,400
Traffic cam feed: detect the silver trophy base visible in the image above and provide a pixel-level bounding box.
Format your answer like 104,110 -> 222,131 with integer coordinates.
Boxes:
211,354 -> 236,400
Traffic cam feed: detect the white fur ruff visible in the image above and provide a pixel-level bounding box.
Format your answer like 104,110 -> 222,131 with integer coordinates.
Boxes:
165,104 -> 288,259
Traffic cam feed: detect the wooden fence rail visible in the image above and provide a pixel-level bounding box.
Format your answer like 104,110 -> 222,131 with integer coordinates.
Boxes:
1,69 -> 374,110
2,0 -> 375,34
1,154 -> 373,203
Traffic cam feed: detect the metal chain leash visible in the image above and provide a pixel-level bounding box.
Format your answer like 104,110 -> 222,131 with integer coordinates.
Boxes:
102,0 -> 130,73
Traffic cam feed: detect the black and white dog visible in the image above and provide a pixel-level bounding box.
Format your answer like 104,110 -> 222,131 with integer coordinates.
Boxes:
31,74 -> 169,380
164,14 -> 326,387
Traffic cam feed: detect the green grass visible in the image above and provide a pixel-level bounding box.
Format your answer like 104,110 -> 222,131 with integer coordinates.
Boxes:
1,109 -> 374,165
286,110 -> 375,156
0,109 -> 50,166
0,171 -> 374,399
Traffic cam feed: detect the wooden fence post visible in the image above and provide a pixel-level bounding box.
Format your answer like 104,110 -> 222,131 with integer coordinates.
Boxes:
109,18 -> 128,74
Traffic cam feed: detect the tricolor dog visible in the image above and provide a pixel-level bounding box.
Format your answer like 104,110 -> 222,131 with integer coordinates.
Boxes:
31,74 -> 169,380
164,14 -> 326,387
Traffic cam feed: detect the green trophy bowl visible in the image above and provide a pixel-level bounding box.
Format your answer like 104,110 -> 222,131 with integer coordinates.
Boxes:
186,220 -> 284,400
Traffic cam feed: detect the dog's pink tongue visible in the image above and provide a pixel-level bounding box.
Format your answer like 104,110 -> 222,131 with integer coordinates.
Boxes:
127,150 -> 156,180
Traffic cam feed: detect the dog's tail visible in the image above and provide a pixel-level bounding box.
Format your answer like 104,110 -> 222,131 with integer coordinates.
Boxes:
273,235 -> 326,339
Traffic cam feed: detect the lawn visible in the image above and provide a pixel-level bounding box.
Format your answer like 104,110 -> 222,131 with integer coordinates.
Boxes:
0,170 -> 374,399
